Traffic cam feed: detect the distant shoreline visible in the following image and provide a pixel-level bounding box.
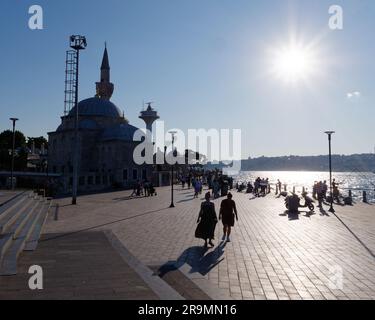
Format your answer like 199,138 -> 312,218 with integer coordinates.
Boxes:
205,153 -> 375,173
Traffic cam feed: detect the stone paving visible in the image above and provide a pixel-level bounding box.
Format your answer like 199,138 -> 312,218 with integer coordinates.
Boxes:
0,231 -> 160,300
0,191 -> 23,206
38,186 -> 375,300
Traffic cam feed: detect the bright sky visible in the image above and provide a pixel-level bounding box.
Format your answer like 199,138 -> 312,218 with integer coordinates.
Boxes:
0,0 -> 374,158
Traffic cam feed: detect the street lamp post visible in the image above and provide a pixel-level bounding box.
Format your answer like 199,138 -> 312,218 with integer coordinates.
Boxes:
325,131 -> 335,213
169,131 -> 177,208
70,35 -> 87,205
9,118 -> 19,190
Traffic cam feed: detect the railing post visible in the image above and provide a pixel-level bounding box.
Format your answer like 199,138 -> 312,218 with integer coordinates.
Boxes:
363,191 -> 367,203
348,190 -> 352,200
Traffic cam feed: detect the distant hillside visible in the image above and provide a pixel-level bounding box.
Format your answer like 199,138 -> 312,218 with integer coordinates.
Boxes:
206,154 -> 375,172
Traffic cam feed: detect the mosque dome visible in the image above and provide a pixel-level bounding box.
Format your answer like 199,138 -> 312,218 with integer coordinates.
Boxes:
69,97 -> 122,118
100,123 -> 140,142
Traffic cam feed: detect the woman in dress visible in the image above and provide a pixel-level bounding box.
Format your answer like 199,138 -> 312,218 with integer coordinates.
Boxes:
219,193 -> 238,242
195,192 -> 218,247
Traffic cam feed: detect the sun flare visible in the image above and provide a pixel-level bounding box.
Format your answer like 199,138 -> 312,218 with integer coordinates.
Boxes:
270,43 -> 318,84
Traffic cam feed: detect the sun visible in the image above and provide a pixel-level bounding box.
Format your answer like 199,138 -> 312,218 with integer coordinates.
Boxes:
270,43 -> 318,84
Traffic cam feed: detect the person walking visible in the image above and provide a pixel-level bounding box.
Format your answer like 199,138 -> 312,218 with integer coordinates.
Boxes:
182,176 -> 186,189
219,193 -> 238,242
194,179 -> 201,198
195,192 -> 218,247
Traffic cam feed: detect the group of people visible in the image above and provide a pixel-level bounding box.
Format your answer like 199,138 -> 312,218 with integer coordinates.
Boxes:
179,169 -> 234,199
130,180 -> 156,197
313,179 -> 341,206
195,192 -> 238,247
312,180 -> 328,207
236,177 -> 271,197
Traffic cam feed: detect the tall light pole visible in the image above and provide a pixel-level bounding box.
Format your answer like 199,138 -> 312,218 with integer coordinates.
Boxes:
70,35 -> 87,205
325,131 -> 335,213
169,131 -> 177,208
9,118 -> 19,190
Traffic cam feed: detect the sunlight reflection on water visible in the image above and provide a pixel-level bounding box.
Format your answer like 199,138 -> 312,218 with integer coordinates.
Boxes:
234,171 -> 375,202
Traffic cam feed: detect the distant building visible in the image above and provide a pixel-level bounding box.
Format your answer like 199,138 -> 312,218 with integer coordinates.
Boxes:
48,46 -> 159,193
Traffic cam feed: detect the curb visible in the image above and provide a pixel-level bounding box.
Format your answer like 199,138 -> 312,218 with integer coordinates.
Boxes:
104,230 -> 185,300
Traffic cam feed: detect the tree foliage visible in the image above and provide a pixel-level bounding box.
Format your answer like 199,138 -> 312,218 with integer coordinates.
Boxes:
0,130 -> 28,171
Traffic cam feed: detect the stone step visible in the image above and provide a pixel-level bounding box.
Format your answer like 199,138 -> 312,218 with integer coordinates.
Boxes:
24,201 -> 52,251
0,195 -> 29,223
0,234 -> 13,261
7,200 -> 42,240
0,191 -> 28,216
0,201 -> 44,276
0,196 -> 36,235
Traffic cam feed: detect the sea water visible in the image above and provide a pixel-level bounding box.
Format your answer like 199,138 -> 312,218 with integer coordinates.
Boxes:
234,171 -> 375,203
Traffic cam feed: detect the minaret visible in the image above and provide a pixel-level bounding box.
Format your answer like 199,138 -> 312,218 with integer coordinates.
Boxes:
96,43 -> 114,100
139,103 -> 160,133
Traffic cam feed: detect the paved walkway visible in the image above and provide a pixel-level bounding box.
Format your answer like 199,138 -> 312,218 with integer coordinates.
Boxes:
0,231 -> 161,300
0,191 -> 24,206
37,186 -> 375,300
42,188 -> 375,299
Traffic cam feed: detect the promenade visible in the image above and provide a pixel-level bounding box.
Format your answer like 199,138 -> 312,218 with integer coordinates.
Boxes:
1,186 -> 374,300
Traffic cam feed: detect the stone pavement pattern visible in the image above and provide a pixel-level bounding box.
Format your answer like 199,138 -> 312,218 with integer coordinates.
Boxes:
40,186 -> 375,300
0,231 -> 159,300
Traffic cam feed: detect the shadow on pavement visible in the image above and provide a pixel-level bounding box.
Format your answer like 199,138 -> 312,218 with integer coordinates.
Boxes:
158,242 -> 227,277
177,197 -> 196,203
279,210 -> 300,221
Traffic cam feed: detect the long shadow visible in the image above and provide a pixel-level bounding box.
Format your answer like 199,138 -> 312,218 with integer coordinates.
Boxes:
158,242 -> 227,277
280,209 -> 316,220
279,210 -> 299,221
52,187 -> 126,199
332,212 -> 375,259
319,206 -> 330,216
177,197 -> 196,203
57,203 -> 76,208
302,211 -> 316,218
41,206 -> 169,243
113,195 -> 152,201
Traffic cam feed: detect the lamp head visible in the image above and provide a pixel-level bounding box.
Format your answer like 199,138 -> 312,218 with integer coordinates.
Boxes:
324,131 -> 335,135
169,130 -> 178,138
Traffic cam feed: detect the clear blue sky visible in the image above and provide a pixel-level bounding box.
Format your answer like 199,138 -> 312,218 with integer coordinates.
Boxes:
1,0 -> 374,158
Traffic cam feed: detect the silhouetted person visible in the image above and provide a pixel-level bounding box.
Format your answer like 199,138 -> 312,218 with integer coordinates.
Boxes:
322,180 -> 328,199
195,192 -> 218,247
219,193 -> 238,242
277,179 -> 282,194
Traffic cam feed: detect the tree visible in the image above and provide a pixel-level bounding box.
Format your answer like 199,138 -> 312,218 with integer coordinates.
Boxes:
0,130 -> 26,150
27,136 -> 48,150
0,130 -> 27,171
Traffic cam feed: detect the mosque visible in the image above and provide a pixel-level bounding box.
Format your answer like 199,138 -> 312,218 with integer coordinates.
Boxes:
48,46 -> 164,193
